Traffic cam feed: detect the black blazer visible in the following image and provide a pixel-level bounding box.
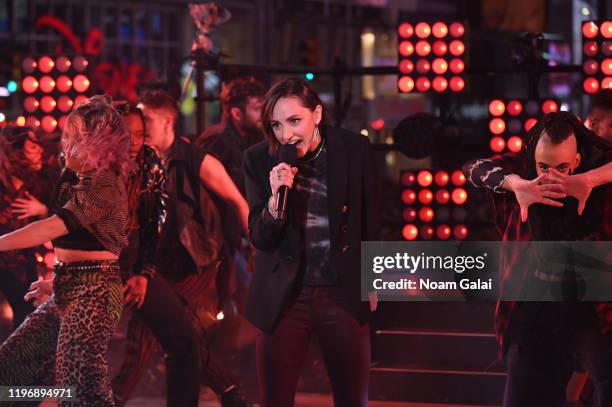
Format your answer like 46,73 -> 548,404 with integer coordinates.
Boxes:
243,126 -> 380,333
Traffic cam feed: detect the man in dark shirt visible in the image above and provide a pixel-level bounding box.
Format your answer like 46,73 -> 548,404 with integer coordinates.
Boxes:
463,112 -> 612,407
195,78 -> 265,312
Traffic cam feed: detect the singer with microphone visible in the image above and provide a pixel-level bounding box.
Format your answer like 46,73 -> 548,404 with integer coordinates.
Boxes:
243,78 -> 379,407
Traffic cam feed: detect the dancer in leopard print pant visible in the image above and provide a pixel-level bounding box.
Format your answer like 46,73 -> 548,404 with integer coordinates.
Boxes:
0,96 -> 130,406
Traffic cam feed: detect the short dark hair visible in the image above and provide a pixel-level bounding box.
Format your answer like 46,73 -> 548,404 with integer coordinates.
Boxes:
522,111 -> 609,179
221,77 -> 265,113
138,89 -> 178,123
261,77 -> 328,153
589,89 -> 612,115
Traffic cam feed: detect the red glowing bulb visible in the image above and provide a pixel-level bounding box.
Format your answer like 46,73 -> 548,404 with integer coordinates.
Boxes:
40,96 -> 56,113
418,189 -> 434,205
583,59 -> 599,75
57,75 -> 73,93
415,22 -> 431,39
22,76 -> 39,94
451,170 -> 466,186
489,100 -> 505,116
416,40 -> 431,56
602,59 -> 612,75
398,76 -> 415,93
541,100 -> 558,114
402,189 -> 417,205
451,188 -> 468,205
507,136 -> 522,153
449,22 -> 465,37
432,58 -> 448,74
453,225 -> 469,240
602,77 -> 612,89
23,97 -> 39,113
417,170 -> 433,187
435,189 -> 450,204
432,22 -> 448,38
524,118 -> 537,132
73,74 -> 90,93
450,77 -> 464,92
39,76 -> 55,93
403,208 -> 417,222
584,77 -> 600,94
416,77 -> 431,92
449,40 -> 465,56
399,41 -> 414,57
416,59 -> 431,74
602,21 -> 612,38
490,136 -> 506,153
432,76 -> 448,92
434,171 -> 449,186
399,60 -> 414,74
419,207 -> 435,223
398,23 -> 414,38
420,225 -> 435,240
38,56 -> 54,74
507,100 -> 523,116
449,58 -> 464,74
584,41 -> 598,56
583,21 -> 598,39
436,225 -> 452,240
403,224 -> 418,240
433,41 -> 448,56
41,115 -> 57,133
489,118 -> 506,135
401,171 -> 416,186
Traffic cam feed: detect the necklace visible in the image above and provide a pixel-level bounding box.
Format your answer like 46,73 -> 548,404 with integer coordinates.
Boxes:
299,135 -> 325,163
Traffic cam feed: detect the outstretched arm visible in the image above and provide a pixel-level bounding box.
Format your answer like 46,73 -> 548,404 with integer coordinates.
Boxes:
0,215 -> 67,251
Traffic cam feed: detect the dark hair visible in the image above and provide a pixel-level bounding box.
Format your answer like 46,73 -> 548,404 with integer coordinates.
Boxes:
589,89 -> 612,114
138,89 -> 178,123
0,126 -> 40,190
221,77 -> 265,117
521,111 -> 609,179
522,111 -> 611,240
261,77 -> 328,153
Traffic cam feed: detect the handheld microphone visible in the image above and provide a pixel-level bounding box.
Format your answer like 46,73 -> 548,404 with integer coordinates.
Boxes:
275,143 -> 297,221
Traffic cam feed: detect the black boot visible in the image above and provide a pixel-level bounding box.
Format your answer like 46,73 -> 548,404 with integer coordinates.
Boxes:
220,386 -> 252,407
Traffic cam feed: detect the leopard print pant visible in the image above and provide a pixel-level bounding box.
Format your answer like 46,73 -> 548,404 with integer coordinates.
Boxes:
0,261 -> 123,406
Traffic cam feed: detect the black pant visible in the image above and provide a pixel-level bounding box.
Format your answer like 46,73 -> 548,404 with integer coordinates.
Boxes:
503,302 -> 612,407
1,266 -> 36,330
112,273 -> 202,406
256,285 -> 370,407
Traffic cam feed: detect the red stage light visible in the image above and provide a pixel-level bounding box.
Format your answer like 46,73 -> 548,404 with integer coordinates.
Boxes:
602,77 -> 612,89
507,136 -> 522,153
41,115 -> 57,133
55,56 -> 71,72
16,116 -> 26,126
449,22 -> 465,37
21,57 -> 37,74
449,58 -> 464,74
489,118 -> 506,135
433,41 -> 448,56
399,41 -> 415,57
25,116 -> 40,128
73,56 -> 88,72
420,225 -> 435,240
432,76 -> 448,92
39,76 -> 55,93
602,21 -> 612,38
415,22 -> 431,39
416,41 -> 431,56
583,21 -> 598,38
401,171 -> 416,186
604,41 -> 612,56
432,58 -> 448,74
417,170 -> 433,187
398,76 -> 415,93
402,224 -> 419,240
435,189 -> 450,204
449,77 -> 464,92
58,96 -> 74,112
524,118 -> 537,132
416,77 -> 431,92
419,207 -> 435,223
22,76 -> 39,94
57,76 -> 73,93
507,100 -> 523,116
584,41 -> 598,56
23,97 -> 39,113
58,115 -> 68,130
453,225 -> 469,240
436,225 -> 452,240
38,56 -> 54,74
73,74 -> 90,93
418,189 -> 434,205
398,23 -> 414,38
416,59 -> 431,74
40,96 -> 56,113
583,59 -> 599,75
371,118 -> 385,130
451,170 -> 466,186
488,99 -> 505,116
432,22 -> 448,38
434,170 -> 449,186
602,59 -> 612,75
541,100 -> 558,114
584,77 -> 600,94
399,60 -> 414,74
402,189 -> 417,205
402,207 -> 417,222
490,136 -> 505,153
451,188 -> 468,205
449,40 -> 465,56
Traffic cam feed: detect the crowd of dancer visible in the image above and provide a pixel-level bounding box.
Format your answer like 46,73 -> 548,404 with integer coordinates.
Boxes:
0,77 -> 609,407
